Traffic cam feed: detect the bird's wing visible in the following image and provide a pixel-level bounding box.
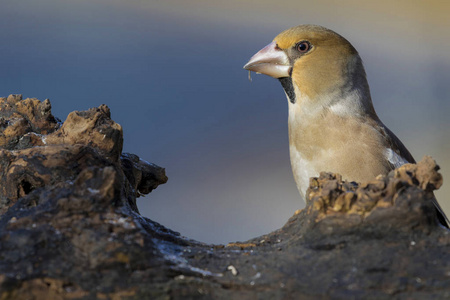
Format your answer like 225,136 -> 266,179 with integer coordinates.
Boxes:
432,197 -> 450,228
379,123 -> 449,228
381,125 -> 416,165
385,148 -> 409,169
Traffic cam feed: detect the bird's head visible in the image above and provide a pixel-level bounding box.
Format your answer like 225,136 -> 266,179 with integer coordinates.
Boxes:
244,25 -> 374,116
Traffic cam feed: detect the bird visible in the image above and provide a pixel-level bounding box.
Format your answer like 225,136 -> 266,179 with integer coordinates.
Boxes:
243,24 -> 449,227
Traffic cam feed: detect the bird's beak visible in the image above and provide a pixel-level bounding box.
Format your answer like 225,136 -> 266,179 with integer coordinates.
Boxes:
243,41 -> 291,79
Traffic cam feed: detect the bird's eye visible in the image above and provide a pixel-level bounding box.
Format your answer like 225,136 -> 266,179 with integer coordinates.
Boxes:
296,41 -> 311,53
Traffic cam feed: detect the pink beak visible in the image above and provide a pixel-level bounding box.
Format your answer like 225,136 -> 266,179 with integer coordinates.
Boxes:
243,41 -> 291,79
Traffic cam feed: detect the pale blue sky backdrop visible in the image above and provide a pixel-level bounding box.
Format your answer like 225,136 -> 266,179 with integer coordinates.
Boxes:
1,0 -> 449,243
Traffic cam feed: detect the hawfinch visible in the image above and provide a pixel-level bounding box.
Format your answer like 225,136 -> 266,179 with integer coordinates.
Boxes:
244,24 -> 448,227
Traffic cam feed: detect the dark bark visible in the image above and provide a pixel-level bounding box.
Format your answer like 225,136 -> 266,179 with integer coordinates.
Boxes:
0,95 -> 448,300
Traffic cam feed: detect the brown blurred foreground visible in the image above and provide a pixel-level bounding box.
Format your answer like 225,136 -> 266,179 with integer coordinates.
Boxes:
0,95 -> 449,299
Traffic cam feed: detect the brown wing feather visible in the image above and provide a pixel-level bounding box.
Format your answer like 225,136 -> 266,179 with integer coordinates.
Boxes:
381,122 -> 449,228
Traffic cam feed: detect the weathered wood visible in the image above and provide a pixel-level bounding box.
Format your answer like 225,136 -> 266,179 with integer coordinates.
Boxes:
0,95 -> 448,299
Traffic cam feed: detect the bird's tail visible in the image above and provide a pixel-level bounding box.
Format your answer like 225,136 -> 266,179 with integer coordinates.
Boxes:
433,198 -> 449,228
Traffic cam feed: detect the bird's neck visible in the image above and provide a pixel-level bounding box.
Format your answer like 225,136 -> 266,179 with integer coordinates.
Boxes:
287,87 -> 371,122
283,53 -> 378,121
290,87 -> 377,123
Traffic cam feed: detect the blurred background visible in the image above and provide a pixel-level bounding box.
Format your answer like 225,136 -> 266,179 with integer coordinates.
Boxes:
1,0 -> 449,244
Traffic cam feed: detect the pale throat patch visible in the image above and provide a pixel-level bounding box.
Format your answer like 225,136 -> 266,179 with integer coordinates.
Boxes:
286,87 -> 327,121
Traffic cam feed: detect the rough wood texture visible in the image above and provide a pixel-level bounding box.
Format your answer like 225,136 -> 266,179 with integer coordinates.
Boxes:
0,95 -> 448,299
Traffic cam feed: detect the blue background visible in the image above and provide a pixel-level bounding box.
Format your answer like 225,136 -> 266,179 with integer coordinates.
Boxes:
1,0 -> 449,243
